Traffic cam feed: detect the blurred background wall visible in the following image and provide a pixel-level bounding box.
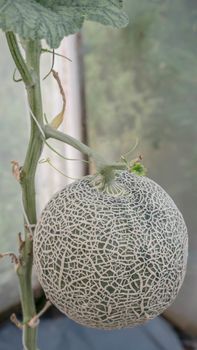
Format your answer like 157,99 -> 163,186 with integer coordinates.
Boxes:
83,0 -> 197,335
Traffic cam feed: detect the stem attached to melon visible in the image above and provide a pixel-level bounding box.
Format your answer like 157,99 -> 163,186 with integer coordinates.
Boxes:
45,124 -> 127,180
6,33 -> 43,350
45,124 -> 105,166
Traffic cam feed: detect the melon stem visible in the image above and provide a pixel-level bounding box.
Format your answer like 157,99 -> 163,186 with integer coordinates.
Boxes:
45,125 -> 127,181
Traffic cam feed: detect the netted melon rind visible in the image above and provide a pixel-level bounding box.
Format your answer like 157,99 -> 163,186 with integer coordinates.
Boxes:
34,171 -> 188,329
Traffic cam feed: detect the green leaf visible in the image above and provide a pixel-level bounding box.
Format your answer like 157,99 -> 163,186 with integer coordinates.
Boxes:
130,162 -> 147,176
0,0 -> 129,48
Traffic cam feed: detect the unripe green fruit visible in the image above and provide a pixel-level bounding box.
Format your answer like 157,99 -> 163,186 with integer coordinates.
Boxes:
34,171 -> 188,329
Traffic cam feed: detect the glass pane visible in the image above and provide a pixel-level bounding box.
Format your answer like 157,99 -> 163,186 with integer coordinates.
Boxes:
84,0 -> 197,332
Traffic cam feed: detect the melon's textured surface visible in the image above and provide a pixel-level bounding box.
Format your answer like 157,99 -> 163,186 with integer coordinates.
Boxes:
34,171 -> 188,329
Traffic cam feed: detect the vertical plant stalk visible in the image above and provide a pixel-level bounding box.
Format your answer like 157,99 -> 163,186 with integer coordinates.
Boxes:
6,33 -> 43,350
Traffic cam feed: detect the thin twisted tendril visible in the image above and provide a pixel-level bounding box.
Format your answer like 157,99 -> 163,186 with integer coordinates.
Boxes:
39,158 -> 83,181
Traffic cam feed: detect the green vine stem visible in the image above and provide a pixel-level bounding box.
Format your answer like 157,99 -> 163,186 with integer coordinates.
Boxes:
6,32 -> 43,350
45,125 -> 127,181
45,124 -> 104,165
6,32 -> 33,87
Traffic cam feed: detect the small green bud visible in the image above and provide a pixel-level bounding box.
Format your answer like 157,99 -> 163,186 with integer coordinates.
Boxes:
130,162 -> 147,176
